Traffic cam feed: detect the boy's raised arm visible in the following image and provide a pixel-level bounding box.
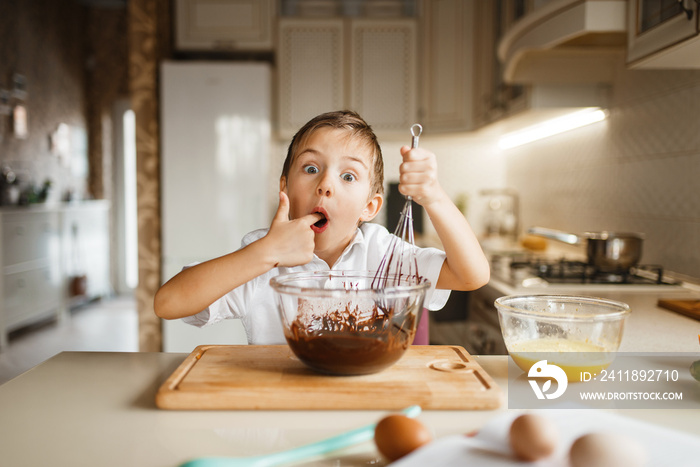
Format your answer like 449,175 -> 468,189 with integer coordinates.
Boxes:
154,192 -> 322,319
398,146 -> 490,291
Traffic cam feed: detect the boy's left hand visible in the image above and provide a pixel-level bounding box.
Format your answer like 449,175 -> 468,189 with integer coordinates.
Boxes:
398,146 -> 447,207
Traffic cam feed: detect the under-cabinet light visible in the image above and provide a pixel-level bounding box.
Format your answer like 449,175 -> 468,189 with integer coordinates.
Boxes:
498,107 -> 607,149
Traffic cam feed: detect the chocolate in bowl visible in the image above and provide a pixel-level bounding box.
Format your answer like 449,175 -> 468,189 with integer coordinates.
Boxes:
270,271 -> 429,375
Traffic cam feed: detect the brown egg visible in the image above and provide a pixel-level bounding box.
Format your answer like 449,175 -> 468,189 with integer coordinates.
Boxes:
569,432 -> 648,467
509,413 -> 558,461
374,414 -> 432,461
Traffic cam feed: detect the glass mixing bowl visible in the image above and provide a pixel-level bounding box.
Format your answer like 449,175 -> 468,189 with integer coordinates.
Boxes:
270,271 -> 430,375
494,295 -> 630,382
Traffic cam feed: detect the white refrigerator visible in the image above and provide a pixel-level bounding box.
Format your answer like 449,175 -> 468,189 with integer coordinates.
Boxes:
160,61 -> 271,351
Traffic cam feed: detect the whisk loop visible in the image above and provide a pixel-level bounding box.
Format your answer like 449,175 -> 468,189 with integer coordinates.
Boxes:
372,124 -> 423,289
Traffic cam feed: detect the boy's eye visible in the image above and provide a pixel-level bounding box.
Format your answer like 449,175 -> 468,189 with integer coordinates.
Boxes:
341,173 -> 356,182
303,165 -> 318,174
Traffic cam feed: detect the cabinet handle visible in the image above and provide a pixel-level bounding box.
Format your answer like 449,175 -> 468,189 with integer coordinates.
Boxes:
679,0 -> 698,20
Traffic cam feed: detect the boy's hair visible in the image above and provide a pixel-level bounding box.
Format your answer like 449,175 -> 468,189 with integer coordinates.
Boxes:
281,110 -> 384,196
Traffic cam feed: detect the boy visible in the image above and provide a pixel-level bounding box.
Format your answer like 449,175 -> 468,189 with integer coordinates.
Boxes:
154,110 -> 489,344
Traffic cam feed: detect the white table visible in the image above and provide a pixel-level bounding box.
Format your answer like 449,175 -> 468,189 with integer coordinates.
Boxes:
0,351 -> 698,466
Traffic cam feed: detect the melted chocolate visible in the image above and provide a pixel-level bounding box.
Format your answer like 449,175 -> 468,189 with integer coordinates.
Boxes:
285,304 -> 417,375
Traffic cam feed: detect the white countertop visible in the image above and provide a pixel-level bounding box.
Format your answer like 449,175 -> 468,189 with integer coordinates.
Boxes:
0,351 -> 698,466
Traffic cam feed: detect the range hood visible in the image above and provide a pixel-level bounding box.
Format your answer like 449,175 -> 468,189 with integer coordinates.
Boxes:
498,0 -> 627,84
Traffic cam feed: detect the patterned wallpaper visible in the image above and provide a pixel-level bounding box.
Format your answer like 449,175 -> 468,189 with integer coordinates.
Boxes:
0,0 -> 88,201
0,2 -> 128,202
127,0 -> 170,352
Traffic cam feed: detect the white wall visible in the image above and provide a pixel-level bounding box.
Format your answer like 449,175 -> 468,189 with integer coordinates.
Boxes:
505,64 -> 700,279
379,134 -> 505,236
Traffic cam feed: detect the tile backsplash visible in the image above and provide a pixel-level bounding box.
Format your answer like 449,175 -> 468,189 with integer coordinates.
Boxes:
506,65 -> 700,279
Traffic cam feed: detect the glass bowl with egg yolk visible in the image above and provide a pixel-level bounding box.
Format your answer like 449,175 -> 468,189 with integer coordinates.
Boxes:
495,295 -> 630,382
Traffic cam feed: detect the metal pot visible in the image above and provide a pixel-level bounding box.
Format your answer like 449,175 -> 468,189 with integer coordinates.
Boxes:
528,227 -> 645,273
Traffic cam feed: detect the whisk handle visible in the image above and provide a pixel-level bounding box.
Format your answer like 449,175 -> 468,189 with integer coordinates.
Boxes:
410,123 -> 422,149
407,124 -> 422,203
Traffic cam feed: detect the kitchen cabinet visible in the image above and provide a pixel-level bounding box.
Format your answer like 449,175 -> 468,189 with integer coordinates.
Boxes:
174,0 -> 275,51
627,0 -> 700,68
277,17 -> 416,136
473,0 -> 613,132
277,18 -> 345,134
473,0 -> 530,129
419,0 -> 475,132
465,284 -> 508,355
0,209 -> 62,348
497,0 -> 627,84
0,202 -> 111,348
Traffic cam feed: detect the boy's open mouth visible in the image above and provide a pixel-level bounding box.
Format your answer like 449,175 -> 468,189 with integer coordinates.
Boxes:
311,208 -> 329,232
314,214 -> 327,228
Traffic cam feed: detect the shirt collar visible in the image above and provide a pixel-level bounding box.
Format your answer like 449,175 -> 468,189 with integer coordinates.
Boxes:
317,227 -> 365,269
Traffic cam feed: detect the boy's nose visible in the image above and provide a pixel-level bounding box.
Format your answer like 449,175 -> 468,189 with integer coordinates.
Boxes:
317,184 -> 333,197
317,175 -> 334,197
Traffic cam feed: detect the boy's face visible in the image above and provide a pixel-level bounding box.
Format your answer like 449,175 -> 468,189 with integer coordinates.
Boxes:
281,127 -> 383,264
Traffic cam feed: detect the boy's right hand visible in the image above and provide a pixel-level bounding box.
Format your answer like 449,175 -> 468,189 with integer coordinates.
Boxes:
263,191 -> 322,268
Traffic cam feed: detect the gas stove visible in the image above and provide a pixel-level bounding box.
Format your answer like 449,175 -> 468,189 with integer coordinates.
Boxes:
490,254 -> 683,290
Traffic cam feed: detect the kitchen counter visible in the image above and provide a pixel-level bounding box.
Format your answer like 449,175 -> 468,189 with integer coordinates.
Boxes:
0,351 -> 698,466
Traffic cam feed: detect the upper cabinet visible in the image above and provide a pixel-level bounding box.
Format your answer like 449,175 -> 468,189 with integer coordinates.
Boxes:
419,0 -> 475,133
175,0 -> 276,51
349,19 -> 417,132
626,0 -> 700,68
474,0 -> 613,131
277,17 -> 417,137
277,19 -> 346,134
497,0 -> 627,84
473,0 -> 530,129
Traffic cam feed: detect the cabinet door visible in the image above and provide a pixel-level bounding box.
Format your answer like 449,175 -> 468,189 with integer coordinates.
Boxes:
349,19 -> 417,133
627,0 -> 699,65
277,19 -> 345,136
473,0 -> 528,128
420,0 -> 475,132
1,211 -> 60,267
3,266 -> 62,328
175,0 -> 275,51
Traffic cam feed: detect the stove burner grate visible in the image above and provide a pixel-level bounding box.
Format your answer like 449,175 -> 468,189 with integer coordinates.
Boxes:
509,259 -> 676,285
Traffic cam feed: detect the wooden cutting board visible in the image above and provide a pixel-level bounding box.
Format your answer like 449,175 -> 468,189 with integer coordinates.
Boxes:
156,345 -> 503,410
658,299 -> 700,321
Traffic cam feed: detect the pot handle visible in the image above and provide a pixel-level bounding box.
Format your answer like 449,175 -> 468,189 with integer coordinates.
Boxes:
527,227 -> 582,245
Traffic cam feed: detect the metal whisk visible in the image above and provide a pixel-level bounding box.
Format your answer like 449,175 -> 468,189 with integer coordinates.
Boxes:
372,123 -> 423,289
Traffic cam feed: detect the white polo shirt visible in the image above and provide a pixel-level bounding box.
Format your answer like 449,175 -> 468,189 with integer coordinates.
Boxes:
182,222 -> 450,344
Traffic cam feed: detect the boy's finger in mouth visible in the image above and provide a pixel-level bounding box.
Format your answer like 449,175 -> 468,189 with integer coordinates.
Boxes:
311,208 -> 329,233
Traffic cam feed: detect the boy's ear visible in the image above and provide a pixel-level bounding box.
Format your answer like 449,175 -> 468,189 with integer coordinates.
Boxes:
279,176 -> 287,193
359,193 -> 383,222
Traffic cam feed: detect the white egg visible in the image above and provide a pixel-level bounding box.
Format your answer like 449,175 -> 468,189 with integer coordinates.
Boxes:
569,432 -> 648,467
